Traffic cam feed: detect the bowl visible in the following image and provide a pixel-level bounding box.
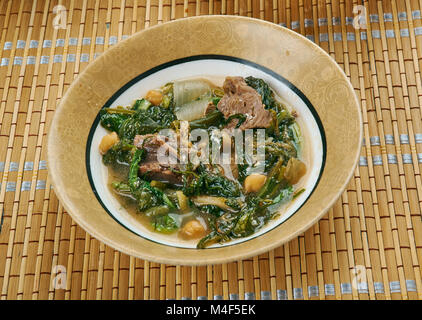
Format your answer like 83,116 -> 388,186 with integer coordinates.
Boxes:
47,15 -> 362,265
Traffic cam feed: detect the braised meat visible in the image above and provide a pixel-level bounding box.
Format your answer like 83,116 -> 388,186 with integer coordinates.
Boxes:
134,134 -> 182,185
217,76 -> 273,130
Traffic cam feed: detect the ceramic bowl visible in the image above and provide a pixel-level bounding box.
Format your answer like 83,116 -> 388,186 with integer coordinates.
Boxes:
47,15 -> 362,265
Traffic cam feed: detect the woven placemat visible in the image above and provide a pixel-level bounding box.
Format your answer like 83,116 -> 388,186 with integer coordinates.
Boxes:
0,0 -> 421,300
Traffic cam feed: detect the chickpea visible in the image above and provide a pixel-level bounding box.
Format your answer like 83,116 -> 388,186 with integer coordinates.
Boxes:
180,219 -> 206,240
99,131 -> 119,154
244,173 -> 267,193
145,89 -> 163,106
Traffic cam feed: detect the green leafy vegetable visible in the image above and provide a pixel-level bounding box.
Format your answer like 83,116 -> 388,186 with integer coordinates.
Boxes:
100,109 -> 130,133
144,206 -> 170,217
182,169 -> 241,198
118,105 -> 176,141
196,204 -> 225,217
103,140 -> 136,167
188,109 -> 224,130
257,158 -> 285,199
132,99 -> 152,111
196,196 -> 277,248
152,213 -> 181,233
111,181 -> 131,195
237,164 -> 249,184
211,96 -> 221,106
245,76 -> 277,109
224,113 -> 247,128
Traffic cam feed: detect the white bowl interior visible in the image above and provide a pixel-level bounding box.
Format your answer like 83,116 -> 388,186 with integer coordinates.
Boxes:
88,58 -> 324,248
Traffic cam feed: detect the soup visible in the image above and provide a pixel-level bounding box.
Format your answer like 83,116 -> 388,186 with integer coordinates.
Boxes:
98,76 -> 307,248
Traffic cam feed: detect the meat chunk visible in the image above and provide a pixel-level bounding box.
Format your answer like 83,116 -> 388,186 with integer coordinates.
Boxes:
217,76 -> 273,130
134,134 -> 182,185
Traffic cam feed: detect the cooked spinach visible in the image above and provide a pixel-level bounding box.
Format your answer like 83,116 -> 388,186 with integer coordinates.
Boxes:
100,109 -> 130,133
103,140 -> 136,167
132,98 -> 152,111
182,170 -> 241,198
196,204 -> 225,217
245,76 -> 277,109
224,113 -> 247,128
196,195 -> 278,248
118,105 -> 176,141
189,110 -> 224,130
152,213 -> 180,233
237,163 -> 249,184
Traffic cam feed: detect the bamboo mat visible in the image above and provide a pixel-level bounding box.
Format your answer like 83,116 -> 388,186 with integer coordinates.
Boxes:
0,0 -> 422,300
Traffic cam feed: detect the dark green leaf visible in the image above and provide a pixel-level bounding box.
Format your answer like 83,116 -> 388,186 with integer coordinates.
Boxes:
118,105 -> 176,141
245,76 -> 277,109
188,110 -> 224,130
102,140 -> 136,167
182,170 -> 241,198
132,99 -> 152,111
152,214 -> 180,233
100,109 -> 130,133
